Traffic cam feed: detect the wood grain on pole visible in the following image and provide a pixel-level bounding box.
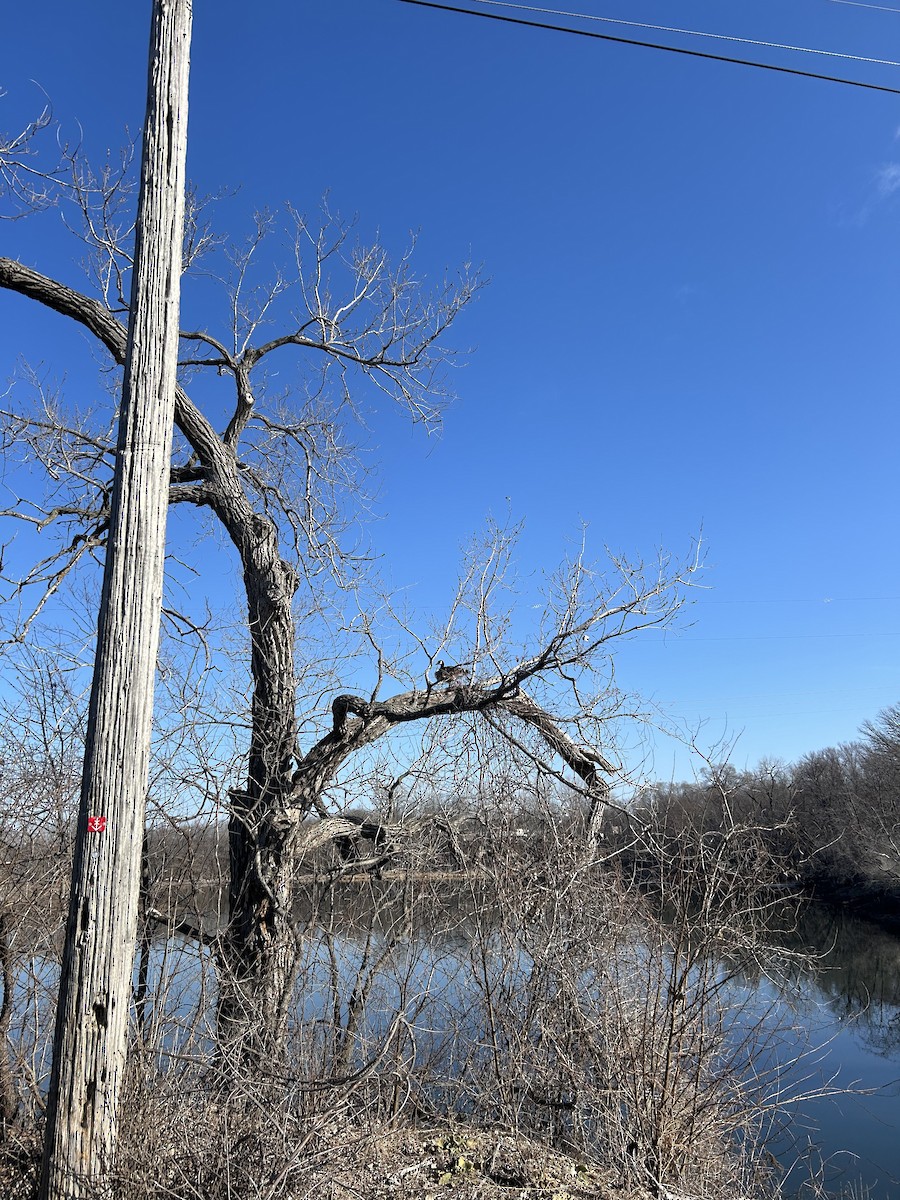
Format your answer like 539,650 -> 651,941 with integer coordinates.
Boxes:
39,2 -> 192,1196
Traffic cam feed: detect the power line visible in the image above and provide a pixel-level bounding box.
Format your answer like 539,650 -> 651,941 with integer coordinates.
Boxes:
468,0 -> 900,68
397,0 -> 900,94
828,0 -> 900,12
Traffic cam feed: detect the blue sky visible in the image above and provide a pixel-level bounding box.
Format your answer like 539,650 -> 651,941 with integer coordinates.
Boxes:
2,0 -> 900,781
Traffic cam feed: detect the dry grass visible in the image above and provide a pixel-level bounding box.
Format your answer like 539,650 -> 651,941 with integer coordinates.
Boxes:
115,1106 -> 647,1200
0,787 -> 803,1200
0,1114 -> 652,1200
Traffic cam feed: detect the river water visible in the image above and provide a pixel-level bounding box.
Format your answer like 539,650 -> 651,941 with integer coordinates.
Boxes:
767,903 -> 900,1199
12,894 -> 900,1197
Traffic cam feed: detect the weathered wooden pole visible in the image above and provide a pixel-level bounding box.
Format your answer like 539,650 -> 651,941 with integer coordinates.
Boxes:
39,2 -> 192,1196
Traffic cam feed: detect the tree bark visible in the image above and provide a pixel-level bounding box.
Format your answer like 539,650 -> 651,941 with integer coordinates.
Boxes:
217,531 -> 303,1060
39,3 -> 192,1196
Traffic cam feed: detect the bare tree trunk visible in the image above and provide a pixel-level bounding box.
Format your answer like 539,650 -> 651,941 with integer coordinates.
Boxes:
219,542 -> 301,1061
214,669 -> 617,1065
39,3 -> 192,1196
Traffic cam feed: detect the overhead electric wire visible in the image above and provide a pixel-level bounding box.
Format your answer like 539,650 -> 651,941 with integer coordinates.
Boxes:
468,0 -> 900,67
397,0 -> 900,94
828,0 -> 900,12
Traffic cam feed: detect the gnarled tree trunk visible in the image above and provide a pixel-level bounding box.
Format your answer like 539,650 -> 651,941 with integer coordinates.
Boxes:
218,531 -> 303,1058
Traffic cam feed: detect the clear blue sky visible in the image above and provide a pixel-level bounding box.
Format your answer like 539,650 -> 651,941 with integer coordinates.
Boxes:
2,0 -> 899,781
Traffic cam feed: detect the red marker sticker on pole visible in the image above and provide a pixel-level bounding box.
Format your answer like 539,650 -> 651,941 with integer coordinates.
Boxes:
87,816 -> 107,833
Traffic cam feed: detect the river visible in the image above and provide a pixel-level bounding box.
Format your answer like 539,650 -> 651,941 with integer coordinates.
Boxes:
11,890 -> 900,1197
766,903 -> 900,1199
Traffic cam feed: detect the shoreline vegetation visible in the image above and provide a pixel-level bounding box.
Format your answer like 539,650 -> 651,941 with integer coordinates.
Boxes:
610,704 -> 900,940
0,824 -> 826,1200
0,875 -> 881,1200
1,1122 -> 664,1200
2,707 -> 898,1198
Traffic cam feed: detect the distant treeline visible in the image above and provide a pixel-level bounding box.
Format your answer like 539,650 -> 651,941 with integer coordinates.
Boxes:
5,703 -> 899,936
607,702 -> 900,925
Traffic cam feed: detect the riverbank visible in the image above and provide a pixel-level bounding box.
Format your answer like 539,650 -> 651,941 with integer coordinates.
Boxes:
0,838 -> 807,1200
0,1119 -> 750,1199
805,878 -> 900,933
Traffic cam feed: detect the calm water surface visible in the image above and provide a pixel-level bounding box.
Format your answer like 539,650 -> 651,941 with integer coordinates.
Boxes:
769,904 -> 900,1199
13,895 -> 900,1197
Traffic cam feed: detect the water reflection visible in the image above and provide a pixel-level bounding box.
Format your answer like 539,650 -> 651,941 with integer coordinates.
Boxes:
789,904 -> 900,1058
766,904 -> 900,1200
7,887 -> 900,1197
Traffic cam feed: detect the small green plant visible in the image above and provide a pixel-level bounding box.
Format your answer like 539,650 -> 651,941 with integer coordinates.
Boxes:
428,1132 -> 477,1186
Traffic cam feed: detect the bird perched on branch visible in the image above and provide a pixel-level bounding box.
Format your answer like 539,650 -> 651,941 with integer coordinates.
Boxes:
435,660 -> 469,685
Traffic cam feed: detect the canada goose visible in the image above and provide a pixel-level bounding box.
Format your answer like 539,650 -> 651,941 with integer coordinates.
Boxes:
435,660 -> 468,685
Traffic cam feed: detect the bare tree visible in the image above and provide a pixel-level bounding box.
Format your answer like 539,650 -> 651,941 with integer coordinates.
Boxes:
0,85 -> 698,1064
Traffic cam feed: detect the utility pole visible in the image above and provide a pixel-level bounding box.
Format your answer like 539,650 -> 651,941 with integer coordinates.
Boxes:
39,2 -> 192,1196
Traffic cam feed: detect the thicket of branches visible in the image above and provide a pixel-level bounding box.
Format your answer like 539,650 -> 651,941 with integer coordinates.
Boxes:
621,703 -> 900,915
0,661 -> 805,1200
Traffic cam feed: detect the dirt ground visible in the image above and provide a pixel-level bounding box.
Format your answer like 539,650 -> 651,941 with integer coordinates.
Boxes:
299,1127 -> 649,1200
0,1123 -> 652,1200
